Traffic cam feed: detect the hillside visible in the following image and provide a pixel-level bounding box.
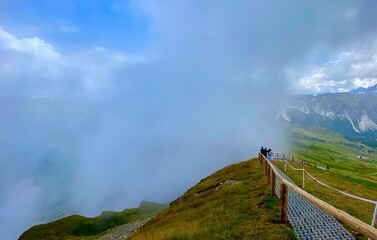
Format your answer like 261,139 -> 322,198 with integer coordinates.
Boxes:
19,124 -> 377,240
278,93 -> 377,147
20,159 -> 295,240
19,201 -> 168,240
129,159 -> 295,240
287,123 -> 377,179
285,124 -> 377,230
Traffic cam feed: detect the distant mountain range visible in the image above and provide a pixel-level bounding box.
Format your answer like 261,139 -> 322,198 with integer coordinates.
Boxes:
349,84 -> 377,95
278,85 -> 377,147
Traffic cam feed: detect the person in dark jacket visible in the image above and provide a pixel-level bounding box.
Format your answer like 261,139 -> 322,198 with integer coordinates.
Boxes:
262,147 -> 267,157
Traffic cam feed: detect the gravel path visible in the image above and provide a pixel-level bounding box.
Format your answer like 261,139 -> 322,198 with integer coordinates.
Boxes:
273,163 -> 355,240
97,217 -> 151,240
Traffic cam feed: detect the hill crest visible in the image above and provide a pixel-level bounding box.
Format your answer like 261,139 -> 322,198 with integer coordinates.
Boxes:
20,159 -> 295,240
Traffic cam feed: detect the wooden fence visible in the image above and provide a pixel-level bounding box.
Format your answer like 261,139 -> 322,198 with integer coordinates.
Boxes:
273,153 -> 316,167
259,153 -> 377,239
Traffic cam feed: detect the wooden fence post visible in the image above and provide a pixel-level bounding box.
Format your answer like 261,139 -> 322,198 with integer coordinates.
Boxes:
280,182 -> 288,223
259,153 -> 262,164
264,158 -> 268,176
267,164 -> 270,183
271,169 -> 276,196
372,204 -> 377,228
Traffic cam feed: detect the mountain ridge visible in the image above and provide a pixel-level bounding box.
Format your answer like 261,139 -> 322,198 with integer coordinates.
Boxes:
349,84 -> 377,95
278,92 -> 377,147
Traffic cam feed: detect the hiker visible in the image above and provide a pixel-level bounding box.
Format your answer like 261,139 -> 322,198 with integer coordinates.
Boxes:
262,147 -> 267,157
260,146 -> 264,155
267,149 -> 273,160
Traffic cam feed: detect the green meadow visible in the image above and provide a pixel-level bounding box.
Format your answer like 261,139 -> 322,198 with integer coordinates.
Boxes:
280,124 -> 377,238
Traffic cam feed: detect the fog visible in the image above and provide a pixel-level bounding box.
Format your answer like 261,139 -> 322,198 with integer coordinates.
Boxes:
1,1 -> 377,239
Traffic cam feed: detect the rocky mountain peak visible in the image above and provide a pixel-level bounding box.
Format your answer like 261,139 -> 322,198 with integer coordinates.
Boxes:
349,84 -> 377,95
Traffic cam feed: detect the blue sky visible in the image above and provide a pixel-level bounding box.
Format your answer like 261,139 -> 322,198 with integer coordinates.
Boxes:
0,0 -> 151,52
1,1 -> 377,239
1,1 -> 377,94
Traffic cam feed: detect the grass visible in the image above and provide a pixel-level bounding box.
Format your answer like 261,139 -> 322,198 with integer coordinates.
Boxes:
279,161 -> 375,240
22,123 -> 375,239
281,123 -> 377,239
19,201 -> 168,240
287,124 -> 377,179
130,159 -> 296,240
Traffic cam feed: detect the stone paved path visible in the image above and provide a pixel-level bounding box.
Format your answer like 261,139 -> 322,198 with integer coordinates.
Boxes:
273,163 -> 355,240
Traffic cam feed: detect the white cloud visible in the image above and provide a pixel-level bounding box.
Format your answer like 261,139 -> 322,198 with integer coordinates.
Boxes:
353,77 -> 377,88
3,1 -> 377,239
0,26 -> 145,98
289,39 -> 377,94
0,26 -> 151,238
59,25 -> 79,34
94,47 -> 107,51
0,26 -> 60,59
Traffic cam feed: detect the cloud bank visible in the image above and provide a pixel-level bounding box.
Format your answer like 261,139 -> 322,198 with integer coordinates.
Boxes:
290,44 -> 377,94
1,1 -> 377,239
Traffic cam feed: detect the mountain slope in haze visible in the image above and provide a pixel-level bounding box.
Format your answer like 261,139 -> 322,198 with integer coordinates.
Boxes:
20,160 -> 294,240
278,92 -> 377,147
19,201 -> 168,240
129,159 -> 295,240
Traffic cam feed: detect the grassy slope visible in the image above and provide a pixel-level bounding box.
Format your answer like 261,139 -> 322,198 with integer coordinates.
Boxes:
22,124 -> 374,240
19,201 -> 168,240
283,124 -> 377,238
130,159 -> 295,240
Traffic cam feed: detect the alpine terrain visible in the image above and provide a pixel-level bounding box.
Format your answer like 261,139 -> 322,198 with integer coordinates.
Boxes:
278,85 -> 377,147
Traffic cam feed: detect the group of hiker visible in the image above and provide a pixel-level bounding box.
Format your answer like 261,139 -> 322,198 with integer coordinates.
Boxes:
260,146 -> 273,160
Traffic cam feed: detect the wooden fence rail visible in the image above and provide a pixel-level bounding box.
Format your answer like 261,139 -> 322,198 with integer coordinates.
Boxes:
259,153 -> 377,239
273,153 -> 316,167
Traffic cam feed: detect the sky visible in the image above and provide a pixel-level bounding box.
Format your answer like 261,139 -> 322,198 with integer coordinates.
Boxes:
1,1 -> 377,239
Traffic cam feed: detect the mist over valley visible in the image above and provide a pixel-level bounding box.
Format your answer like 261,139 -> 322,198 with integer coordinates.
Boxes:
1,1 -> 377,239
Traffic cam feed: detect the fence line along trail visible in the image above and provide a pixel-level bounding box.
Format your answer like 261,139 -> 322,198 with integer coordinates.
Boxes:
273,164 -> 355,240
